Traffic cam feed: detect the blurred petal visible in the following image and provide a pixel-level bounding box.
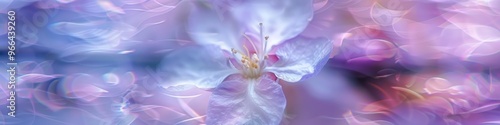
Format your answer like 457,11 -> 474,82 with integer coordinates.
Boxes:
468,42 -> 500,57
206,74 -> 286,125
59,73 -> 108,102
19,74 -> 59,84
344,111 -> 394,125
49,21 -> 134,47
462,103 -> 500,114
187,1 -> 243,51
219,0 -> 314,51
128,105 -> 186,123
266,37 -> 333,82
157,45 -> 237,89
460,24 -> 500,42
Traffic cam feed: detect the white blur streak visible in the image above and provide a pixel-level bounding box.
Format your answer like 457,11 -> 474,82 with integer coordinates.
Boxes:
111,0 -> 180,40
49,21 -> 135,47
97,0 -> 125,14
344,111 -> 394,125
174,115 -> 206,125
178,98 -> 204,122
57,0 -> 75,4
370,3 -> 407,26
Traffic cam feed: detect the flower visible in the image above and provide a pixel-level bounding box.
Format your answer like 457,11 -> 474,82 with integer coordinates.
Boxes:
157,0 -> 333,124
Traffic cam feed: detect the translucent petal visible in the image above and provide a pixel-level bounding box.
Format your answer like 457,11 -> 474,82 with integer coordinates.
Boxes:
157,45 -> 237,89
462,24 -> 500,42
266,37 -> 333,82
59,73 -> 108,102
18,74 -> 58,84
344,111 -> 394,125
206,74 -> 286,125
223,0 -> 314,51
462,103 -> 500,114
187,1 -> 243,52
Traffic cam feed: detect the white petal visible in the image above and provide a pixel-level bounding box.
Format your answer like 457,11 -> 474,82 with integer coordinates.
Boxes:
156,45 -> 237,89
187,1 -> 243,51
266,37 -> 333,82
461,24 -> 500,42
223,0 -> 314,51
206,74 -> 286,125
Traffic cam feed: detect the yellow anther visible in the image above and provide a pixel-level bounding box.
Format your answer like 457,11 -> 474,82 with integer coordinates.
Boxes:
252,54 -> 259,61
230,25 -> 271,78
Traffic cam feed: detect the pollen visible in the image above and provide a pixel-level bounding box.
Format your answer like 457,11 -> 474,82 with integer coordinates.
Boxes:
237,54 -> 260,70
229,23 -> 271,79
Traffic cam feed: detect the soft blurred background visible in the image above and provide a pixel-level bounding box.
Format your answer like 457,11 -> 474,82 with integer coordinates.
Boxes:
1,0 -> 500,124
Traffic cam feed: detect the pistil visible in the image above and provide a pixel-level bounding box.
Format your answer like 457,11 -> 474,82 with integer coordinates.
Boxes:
230,23 -> 271,79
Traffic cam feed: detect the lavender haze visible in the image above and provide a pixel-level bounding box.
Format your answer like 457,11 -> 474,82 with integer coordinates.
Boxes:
0,0 -> 499,125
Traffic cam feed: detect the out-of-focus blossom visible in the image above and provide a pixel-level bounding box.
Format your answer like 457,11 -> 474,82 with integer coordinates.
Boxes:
115,77 -> 212,125
1,0 -> 183,61
157,0 -> 333,124
353,71 -> 500,125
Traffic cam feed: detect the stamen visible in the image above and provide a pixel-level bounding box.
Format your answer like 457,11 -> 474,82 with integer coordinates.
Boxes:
231,48 -> 245,72
259,23 -> 264,55
231,48 -> 246,56
228,23 -> 271,79
243,45 -> 250,56
264,36 -> 269,54
231,48 -> 237,54
259,23 -> 263,41
252,54 -> 259,62
243,34 -> 258,55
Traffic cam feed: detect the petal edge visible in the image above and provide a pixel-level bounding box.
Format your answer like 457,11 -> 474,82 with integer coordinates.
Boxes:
266,37 -> 333,82
157,45 -> 237,89
206,74 -> 286,125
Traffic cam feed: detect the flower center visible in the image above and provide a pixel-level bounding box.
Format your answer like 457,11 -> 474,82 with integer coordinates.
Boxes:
231,23 -> 269,79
